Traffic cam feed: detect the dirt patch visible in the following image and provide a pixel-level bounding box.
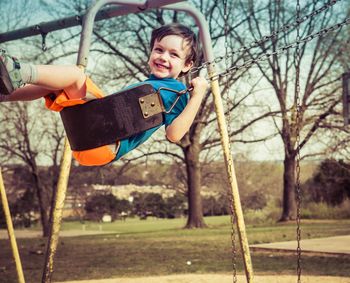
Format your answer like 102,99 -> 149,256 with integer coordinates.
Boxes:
0,229 -> 110,239
57,274 -> 350,283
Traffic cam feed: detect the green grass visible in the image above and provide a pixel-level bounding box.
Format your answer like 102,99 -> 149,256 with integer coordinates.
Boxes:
1,216 -> 350,283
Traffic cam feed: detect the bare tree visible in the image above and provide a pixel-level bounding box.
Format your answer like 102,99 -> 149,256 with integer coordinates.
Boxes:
83,2 -> 278,228
6,0 -> 345,230
229,1 -> 350,220
0,0 -> 86,236
0,102 -> 65,236
0,0 -> 142,236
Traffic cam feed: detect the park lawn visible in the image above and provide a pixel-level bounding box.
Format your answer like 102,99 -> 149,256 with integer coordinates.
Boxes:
1,216 -> 350,283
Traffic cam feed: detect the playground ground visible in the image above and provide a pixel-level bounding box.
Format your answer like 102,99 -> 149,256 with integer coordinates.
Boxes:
57,274 -> 350,283
56,235 -> 350,283
3,229 -> 349,255
3,230 -> 347,283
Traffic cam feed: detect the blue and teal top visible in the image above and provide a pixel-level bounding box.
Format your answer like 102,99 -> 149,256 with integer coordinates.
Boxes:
116,75 -> 189,160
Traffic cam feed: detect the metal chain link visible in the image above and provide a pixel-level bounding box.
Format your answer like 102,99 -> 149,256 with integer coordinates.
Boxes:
207,16 -> 350,82
189,0 -> 345,77
223,1 -> 238,282
295,1 -> 302,282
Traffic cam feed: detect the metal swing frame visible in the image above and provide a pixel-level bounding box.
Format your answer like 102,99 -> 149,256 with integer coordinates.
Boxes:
0,169 -> 25,283
0,1 -> 254,282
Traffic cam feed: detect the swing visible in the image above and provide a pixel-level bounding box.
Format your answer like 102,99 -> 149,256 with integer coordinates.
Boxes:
60,83 -> 188,151
1,1 -> 349,282
59,2 -> 350,152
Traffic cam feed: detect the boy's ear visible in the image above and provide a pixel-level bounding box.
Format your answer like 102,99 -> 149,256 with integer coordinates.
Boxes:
182,60 -> 194,73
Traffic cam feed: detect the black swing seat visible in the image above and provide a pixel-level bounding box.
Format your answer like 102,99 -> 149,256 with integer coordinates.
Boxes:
60,83 -> 165,151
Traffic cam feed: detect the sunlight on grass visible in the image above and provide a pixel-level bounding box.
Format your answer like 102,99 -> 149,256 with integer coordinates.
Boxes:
60,216 -> 234,237
1,217 -> 349,283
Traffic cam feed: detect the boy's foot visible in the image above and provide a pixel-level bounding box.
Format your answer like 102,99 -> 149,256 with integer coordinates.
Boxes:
0,48 -> 24,95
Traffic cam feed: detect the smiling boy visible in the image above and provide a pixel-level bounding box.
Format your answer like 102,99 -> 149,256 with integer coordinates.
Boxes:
0,23 -> 208,166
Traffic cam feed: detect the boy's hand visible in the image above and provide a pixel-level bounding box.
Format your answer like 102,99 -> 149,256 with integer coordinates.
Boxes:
190,77 -> 208,98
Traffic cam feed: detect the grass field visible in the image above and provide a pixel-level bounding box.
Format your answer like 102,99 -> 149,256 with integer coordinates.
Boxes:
1,216 -> 350,283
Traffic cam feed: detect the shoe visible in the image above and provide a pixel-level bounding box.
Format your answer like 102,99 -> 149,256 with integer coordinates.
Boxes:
0,48 -> 24,95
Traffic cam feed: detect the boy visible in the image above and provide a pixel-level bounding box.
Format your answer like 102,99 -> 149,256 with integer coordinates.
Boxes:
0,23 -> 208,166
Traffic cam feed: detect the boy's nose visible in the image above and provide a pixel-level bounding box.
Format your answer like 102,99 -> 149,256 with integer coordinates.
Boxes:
159,52 -> 169,61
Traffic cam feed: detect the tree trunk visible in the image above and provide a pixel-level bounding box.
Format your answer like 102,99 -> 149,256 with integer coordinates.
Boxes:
183,144 -> 207,228
279,155 -> 297,221
31,168 -> 50,237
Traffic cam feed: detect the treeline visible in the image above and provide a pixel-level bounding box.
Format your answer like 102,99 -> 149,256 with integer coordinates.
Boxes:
303,159 -> 350,205
1,158 -> 349,227
84,192 -> 187,221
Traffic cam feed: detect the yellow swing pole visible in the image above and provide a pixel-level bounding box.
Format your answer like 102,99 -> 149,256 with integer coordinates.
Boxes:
0,167 -> 26,283
41,139 -> 72,283
165,2 -> 254,280
208,67 -> 254,283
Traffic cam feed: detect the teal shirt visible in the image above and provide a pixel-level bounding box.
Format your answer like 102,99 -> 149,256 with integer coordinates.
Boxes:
115,75 -> 189,160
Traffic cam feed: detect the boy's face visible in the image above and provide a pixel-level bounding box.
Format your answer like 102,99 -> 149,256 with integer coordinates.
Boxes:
148,35 -> 193,79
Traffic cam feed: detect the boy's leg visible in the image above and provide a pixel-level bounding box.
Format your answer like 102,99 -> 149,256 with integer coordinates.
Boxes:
35,65 -> 86,99
0,64 -> 86,100
1,84 -> 58,102
0,50 -> 118,166
1,49 -> 86,100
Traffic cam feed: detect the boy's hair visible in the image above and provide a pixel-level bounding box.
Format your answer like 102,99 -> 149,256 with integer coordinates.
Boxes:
150,23 -> 198,75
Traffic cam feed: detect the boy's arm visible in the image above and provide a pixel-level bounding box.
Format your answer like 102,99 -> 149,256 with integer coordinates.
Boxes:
166,77 -> 208,143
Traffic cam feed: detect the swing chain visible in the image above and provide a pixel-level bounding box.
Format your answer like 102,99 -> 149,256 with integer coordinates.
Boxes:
207,16 -> 350,82
35,25 -> 48,52
189,0 -> 347,80
295,0 -> 302,282
221,0 -> 341,59
228,193 -> 238,283
223,0 -> 238,282
190,0 -> 340,75
41,33 -> 48,52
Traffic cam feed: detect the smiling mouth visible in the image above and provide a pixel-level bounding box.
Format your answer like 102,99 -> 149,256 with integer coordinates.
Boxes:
155,63 -> 170,70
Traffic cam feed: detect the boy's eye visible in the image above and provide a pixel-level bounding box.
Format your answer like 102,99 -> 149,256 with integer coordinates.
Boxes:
171,52 -> 179,57
154,47 -> 163,52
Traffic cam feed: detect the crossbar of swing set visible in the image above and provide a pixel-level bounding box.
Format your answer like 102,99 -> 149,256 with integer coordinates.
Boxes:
0,1 -> 253,282
0,169 -> 25,283
0,0 -> 209,50
0,1 -> 214,66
